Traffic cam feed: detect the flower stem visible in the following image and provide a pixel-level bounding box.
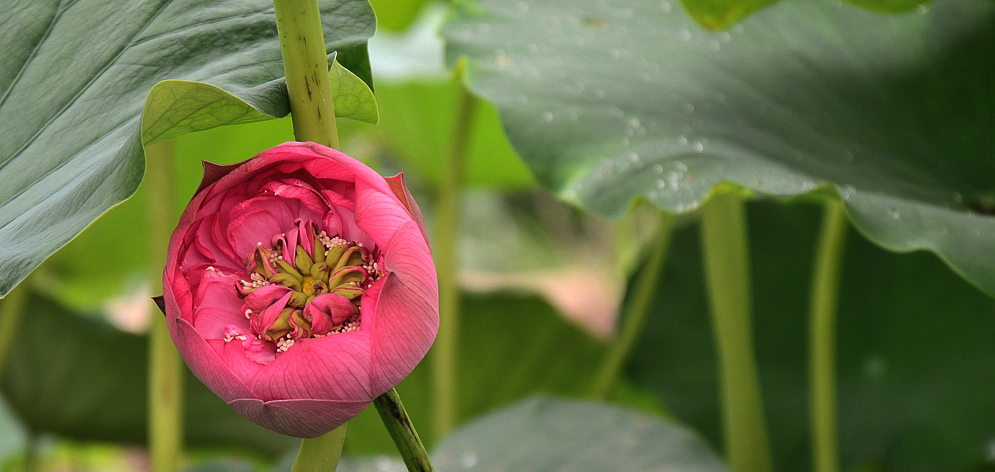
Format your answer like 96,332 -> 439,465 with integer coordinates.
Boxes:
146,140 -> 183,472
290,425 -> 348,472
809,199 -> 848,472
273,0 -> 340,148
699,192 -> 772,472
374,388 -> 435,471
591,212 -> 675,399
432,82 -> 476,437
272,1 -> 350,468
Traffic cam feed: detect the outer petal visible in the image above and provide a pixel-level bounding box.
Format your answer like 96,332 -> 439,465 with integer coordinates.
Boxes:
206,336 -> 269,383
248,331 -> 374,403
163,278 -> 255,403
354,178 -> 413,252
296,142 -> 395,197
385,173 -> 430,245
228,398 -> 369,438
368,220 -> 439,396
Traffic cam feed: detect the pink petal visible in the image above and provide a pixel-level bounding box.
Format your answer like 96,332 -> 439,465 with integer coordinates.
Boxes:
206,337 -> 268,383
191,267 -> 246,339
250,291 -> 294,335
227,208 -> 288,262
385,173 -> 430,246
247,332 -> 373,402
164,265 -> 195,326
368,220 -> 439,396
305,293 -> 358,335
165,286 -> 255,402
354,179 -> 413,252
322,205 -> 374,251
228,398 -> 370,438
263,179 -> 328,215
244,284 -> 293,313
296,143 -> 395,197
298,220 -> 319,259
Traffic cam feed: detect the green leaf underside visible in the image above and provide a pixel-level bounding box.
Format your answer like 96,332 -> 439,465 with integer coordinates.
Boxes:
433,397 -> 729,471
629,199 -> 995,470
0,292 -> 295,455
328,56 -> 380,124
442,0 -> 995,295
0,0 -> 375,297
143,57 -> 379,146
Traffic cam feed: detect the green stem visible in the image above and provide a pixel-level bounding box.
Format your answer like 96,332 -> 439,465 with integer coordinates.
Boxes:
273,1 -> 349,468
699,193 -> 772,472
291,425 -> 348,472
273,0 -> 340,148
0,278 -> 29,376
432,83 -> 476,437
147,140 -> 183,472
591,212 -> 675,399
374,388 -> 435,472
809,199 -> 848,472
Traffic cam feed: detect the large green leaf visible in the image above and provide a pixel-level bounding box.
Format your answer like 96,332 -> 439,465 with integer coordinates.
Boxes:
0,0 -> 376,297
627,199 -> 995,470
442,0 -> 995,295
433,396 -> 728,471
0,292 -> 295,456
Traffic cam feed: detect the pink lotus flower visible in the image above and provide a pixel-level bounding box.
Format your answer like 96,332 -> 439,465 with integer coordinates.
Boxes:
161,142 -> 438,437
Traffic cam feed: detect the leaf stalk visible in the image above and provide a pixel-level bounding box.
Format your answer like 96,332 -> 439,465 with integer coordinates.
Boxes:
273,0 -> 340,148
699,192 -> 772,472
591,212 -> 675,399
809,199 -> 848,472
